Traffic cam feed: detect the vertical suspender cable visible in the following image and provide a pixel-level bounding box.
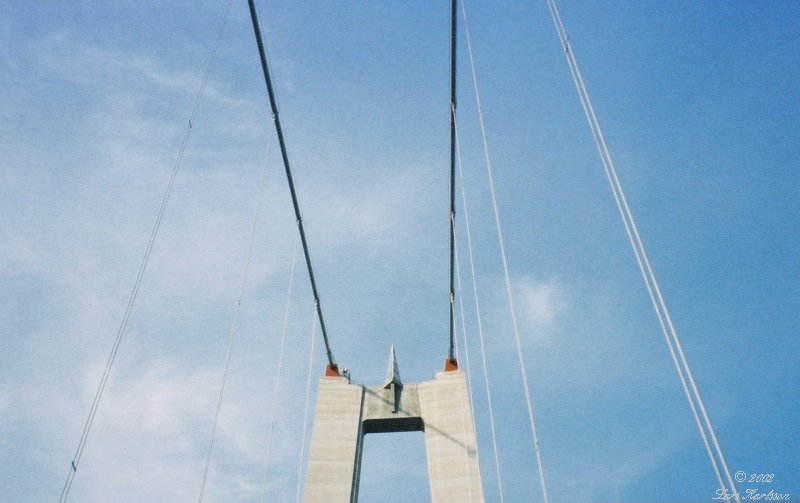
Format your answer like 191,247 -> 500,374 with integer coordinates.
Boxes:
453,238 -> 474,498
295,307 -> 318,503
197,82 -> 275,503
543,0 -> 739,500
57,3 -> 233,501
247,0 -> 337,372
258,235 -> 299,503
459,1 -> 550,500
454,118 -> 506,503
448,0 -> 458,366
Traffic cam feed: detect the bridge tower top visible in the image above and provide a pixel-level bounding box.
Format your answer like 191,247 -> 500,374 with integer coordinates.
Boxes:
304,347 -> 485,503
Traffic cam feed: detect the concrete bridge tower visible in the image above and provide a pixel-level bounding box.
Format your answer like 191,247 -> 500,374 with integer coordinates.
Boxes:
303,347 -> 485,502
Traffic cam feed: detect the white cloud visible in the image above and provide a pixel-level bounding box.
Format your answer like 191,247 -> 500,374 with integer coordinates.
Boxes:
514,276 -> 568,338
33,30 -> 245,110
40,351 -> 314,502
305,167 -> 426,251
97,363 -> 214,433
0,25 -> 329,501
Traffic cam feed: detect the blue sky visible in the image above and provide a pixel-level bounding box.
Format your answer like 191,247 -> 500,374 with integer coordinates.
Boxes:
1,1 -> 798,502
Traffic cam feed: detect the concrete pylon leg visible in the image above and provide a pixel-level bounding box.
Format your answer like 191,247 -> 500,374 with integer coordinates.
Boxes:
303,376 -> 365,503
419,371 -> 484,502
303,369 -> 484,503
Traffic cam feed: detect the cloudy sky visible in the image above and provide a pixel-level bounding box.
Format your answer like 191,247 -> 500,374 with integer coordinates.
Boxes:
1,1 -> 798,502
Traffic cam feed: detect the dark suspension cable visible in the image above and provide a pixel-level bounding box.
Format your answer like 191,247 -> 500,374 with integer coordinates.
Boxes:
247,0 -> 337,372
448,0 -> 458,366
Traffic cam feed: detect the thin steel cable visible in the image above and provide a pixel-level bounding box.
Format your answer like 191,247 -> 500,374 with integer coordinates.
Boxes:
543,1 -> 738,499
455,237 -> 484,501
454,116 -> 506,503
258,235 -> 299,503
540,9 -> 724,488
548,7 -> 729,496
57,3 -> 233,501
452,242 -> 475,501
547,21 -> 724,491
196,83 -> 271,503
295,306 -> 318,503
459,0 -> 550,500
